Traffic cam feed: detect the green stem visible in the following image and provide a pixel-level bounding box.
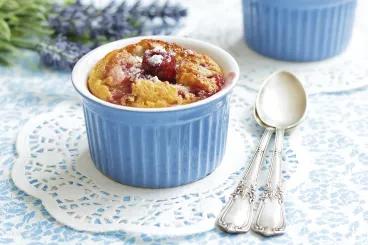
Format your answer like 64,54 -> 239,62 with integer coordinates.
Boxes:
21,22 -> 54,35
11,37 -> 38,50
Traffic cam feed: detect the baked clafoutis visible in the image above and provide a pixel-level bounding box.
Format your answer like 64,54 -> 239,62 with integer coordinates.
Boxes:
72,36 -> 239,188
88,39 -> 225,108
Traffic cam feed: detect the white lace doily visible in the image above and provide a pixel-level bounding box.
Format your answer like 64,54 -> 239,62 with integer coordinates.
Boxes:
190,1 -> 368,95
12,87 -> 310,235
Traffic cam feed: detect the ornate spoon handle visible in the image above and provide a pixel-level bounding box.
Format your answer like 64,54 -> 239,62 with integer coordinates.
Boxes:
252,127 -> 286,236
216,127 -> 274,233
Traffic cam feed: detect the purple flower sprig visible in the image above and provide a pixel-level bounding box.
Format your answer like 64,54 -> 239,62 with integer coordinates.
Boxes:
142,1 -> 188,23
37,35 -> 95,71
48,0 -> 188,41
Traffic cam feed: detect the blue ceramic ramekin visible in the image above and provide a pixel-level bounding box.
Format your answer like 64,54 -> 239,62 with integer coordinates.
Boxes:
72,36 -> 239,188
242,0 -> 357,61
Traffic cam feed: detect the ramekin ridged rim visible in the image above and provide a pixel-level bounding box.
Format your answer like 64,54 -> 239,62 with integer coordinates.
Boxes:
253,0 -> 355,8
72,36 -> 239,112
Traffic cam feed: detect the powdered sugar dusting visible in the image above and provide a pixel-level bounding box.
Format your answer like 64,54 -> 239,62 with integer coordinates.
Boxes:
148,54 -> 163,66
108,66 -> 127,85
184,49 -> 194,55
151,76 -> 160,82
152,46 -> 166,53
134,56 -> 143,63
174,84 -> 189,92
127,67 -> 142,80
130,67 -> 140,73
146,46 -> 167,55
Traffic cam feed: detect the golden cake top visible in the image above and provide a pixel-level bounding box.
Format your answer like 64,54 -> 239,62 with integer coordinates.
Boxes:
88,39 -> 224,108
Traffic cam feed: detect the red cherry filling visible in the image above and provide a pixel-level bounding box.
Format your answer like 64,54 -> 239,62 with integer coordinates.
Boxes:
177,90 -> 185,98
110,88 -> 125,101
209,74 -> 224,91
190,74 -> 224,98
142,49 -> 176,82
108,82 -> 132,104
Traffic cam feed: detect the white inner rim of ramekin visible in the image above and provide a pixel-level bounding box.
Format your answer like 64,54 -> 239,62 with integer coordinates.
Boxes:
72,36 -> 239,112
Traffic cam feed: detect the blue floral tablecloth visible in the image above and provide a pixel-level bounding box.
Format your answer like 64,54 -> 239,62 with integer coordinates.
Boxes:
1,0 -> 368,244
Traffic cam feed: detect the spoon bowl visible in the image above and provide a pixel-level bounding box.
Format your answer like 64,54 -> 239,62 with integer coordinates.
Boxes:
256,71 -> 307,129
253,106 -> 298,133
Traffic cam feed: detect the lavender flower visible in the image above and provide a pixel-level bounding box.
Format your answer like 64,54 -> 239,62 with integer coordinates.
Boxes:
48,0 -> 187,41
142,1 -> 188,23
37,35 -> 93,71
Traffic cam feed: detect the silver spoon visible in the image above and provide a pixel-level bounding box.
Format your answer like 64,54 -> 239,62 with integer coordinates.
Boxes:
254,106 -> 297,133
216,99 -> 276,233
252,71 -> 307,236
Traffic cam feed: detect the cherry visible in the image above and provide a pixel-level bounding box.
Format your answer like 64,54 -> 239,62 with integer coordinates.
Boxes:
209,74 -> 224,91
108,81 -> 133,104
190,74 -> 224,99
142,49 -> 176,82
